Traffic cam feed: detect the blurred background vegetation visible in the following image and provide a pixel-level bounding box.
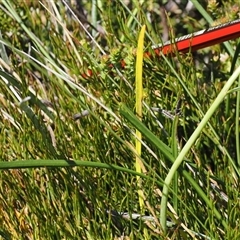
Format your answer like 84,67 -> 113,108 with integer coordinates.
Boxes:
0,0 -> 239,239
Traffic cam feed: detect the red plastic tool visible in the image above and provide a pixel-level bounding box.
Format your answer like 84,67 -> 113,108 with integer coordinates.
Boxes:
152,18 -> 240,56
83,19 -> 240,78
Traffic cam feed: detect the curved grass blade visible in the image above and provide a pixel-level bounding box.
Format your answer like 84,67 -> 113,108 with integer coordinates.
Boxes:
0,159 -> 164,186
160,64 -> 240,232
231,41 -> 240,167
171,115 -> 179,214
120,103 -> 228,235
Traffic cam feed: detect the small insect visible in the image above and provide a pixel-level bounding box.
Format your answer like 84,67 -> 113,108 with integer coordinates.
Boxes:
73,109 -> 91,120
151,99 -> 182,120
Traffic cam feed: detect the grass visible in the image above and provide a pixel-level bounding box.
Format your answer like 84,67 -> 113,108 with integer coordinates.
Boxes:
0,0 -> 240,239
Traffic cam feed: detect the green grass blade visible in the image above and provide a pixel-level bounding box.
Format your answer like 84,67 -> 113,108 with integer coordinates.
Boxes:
120,104 -> 226,236
171,115 -> 179,214
0,159 -> 164,187
231,41 -> 240,167
120,103 -> 173,161
160,64 -> 240,232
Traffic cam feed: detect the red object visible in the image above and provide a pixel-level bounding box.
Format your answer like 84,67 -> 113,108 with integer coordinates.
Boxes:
153,18 -> 240,56
83,19 -> 240,78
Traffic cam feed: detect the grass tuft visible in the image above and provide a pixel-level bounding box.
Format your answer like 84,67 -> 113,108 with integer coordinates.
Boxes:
0,0 -> 239,239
